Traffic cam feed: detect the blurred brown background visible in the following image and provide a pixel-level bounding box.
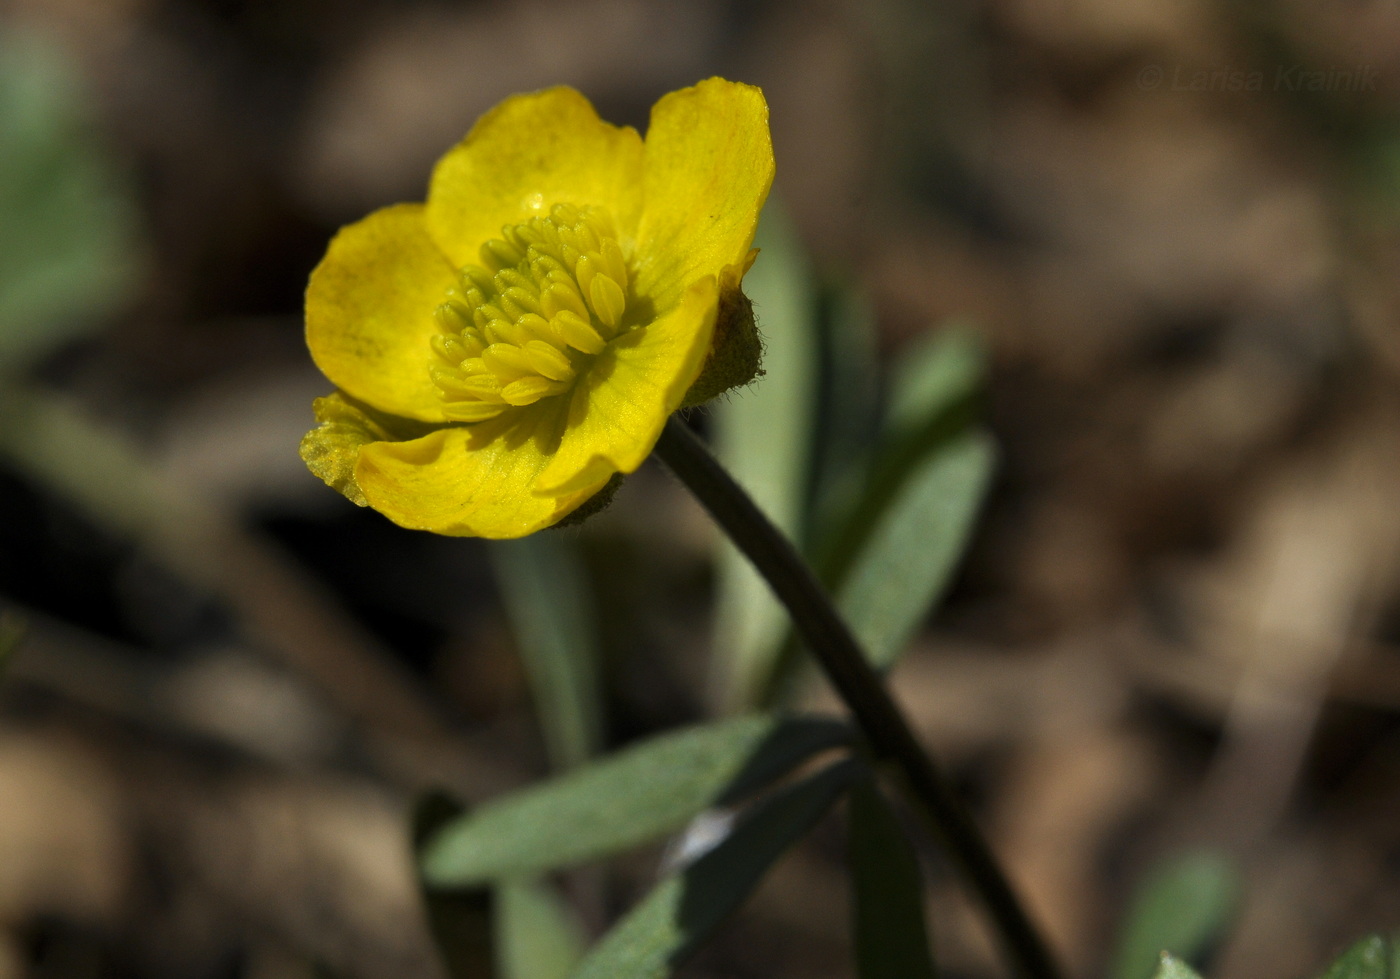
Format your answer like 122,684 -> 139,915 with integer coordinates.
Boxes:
3,0 -> 1400,978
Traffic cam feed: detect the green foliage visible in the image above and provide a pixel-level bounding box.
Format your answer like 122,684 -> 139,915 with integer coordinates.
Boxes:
807,283 -> 880,536
847,780 -> 936,979
0,31 -> 140,371
838,430 -> 995,671
492,534 -> 604,771
885,325 -> 985,440
1111,851 -> 1242,979
712,202 -> 820,710
1152,953 -> 1205,979
420,714 -> 851,886
816,324 -> 989,601
497,879 -> 587,979
748,323 -> 996,704
712,204 -> 998,707
1320,936 -> 1397,979
568,759 -> 861,979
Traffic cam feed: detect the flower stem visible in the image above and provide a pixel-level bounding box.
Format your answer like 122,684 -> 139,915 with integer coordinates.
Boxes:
654,417 -> 1061,979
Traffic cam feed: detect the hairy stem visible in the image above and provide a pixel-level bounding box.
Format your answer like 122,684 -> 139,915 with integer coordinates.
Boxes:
655,417 -> 1061,979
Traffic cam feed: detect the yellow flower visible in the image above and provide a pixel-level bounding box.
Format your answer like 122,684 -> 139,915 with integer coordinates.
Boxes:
300,78 -> 773,538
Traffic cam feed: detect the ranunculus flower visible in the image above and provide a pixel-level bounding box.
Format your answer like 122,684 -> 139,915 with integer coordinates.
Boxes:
300,78 -> 773,538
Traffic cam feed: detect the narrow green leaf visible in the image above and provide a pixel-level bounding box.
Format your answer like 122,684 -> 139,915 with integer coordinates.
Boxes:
0,31 -> 141,370
753,325 -> 992,706
1111,851 -> 1241,979
492,534 -> 603,770
421,714 -> 851,886
497,878 -> 587,979
1152,953 -> 1205,979
848,781 -> 935,979
811,324 -> 988,589
569,759 -> 861,979
1321,937 -> 1391,979
838,431 -> 995,671
712,201 -> 819,711
886,325 -> 986,442
809,282 -> 882,538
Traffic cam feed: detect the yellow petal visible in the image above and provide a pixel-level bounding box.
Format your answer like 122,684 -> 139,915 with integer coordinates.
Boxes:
425,88 -> 645,268
632,78 -> 774,315
354,402 -> 607,538
299,392 -> 435,506
534,275 -> 720,497
306,204 -> 455,422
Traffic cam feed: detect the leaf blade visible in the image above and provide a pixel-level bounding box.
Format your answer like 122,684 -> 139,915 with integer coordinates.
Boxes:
492,534 -> 604,771
848,781 -> 935,979
497,878 -> 587,979
568,759 -> 861,979
838,431 -> 995,671
1152,953 -> 1205,979
711,201 -> 820,710
1111,851 -> 1241,979
0,31 -> 141,370
1320,936 -> 1391,979
421,714 -> 851,885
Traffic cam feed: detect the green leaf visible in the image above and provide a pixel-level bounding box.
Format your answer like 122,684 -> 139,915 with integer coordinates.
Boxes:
712,200 -> 820,711
1320,937 -> 1392,979
811,324 -> 988,585
497,878 -> 587,979
1152,953 -> 1205,979
421,714 -> 851,886
569,759 -> 861,979
886,325 -> 986,442
1111,851 -> 1241,979
492,534 -> 604,771
0,31 -> 141,370
808,282 -> 881,539
848,781 -> 935,979
838,431 -> 995,671
751,325 -> 993,706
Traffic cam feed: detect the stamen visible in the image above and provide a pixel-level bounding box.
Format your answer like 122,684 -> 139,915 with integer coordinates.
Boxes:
588,274 -> 626,329
428,204 -> 631,420
501,376 -> 569,406
443,401 -> 509,422
523,341 -> 575,381
553,311 -> 607,354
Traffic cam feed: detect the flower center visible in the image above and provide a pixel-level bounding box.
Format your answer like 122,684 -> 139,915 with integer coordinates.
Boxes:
429,203 -> 630,422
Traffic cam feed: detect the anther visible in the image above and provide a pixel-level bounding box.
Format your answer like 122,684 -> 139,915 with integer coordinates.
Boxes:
443,401 -> 508,422
480,238 -> 523,271
588,274 -> 626,329
434,302 -> 472,334
541,282 -> 589,321
523,340 -> 575,382
553,310 -> 607,354
429,203 -> 631,419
